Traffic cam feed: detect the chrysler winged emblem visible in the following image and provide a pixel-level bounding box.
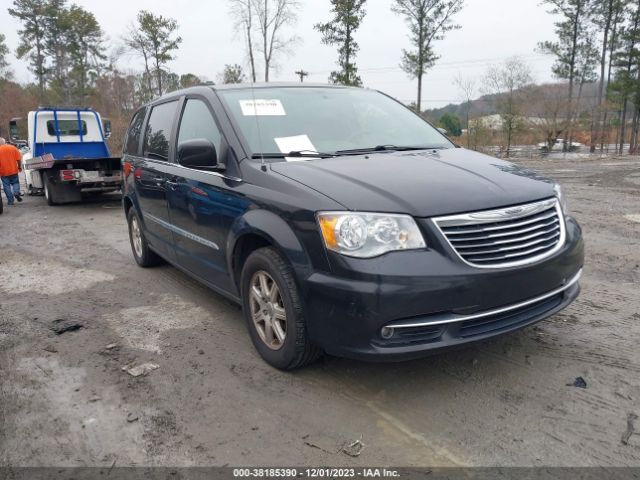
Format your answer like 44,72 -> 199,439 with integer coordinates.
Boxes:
505,207 -> 525,216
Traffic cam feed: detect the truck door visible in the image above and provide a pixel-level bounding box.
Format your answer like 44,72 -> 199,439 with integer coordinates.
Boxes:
136,100 -> 180,261
165,98 -> 233,291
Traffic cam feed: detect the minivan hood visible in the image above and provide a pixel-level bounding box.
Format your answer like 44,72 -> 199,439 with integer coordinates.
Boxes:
270,148 -> 556,217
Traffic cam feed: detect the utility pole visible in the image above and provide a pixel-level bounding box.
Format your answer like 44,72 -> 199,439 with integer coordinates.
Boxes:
295,69 -> 309,82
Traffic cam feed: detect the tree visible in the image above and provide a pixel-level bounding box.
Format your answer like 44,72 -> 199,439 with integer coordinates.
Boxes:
591,0 -> 626,151
538,0 -> 599,151
126,11 -> 182,97
14,0 -> 106,104
43,0 -> 69,99
8,0 -> 51,98
392,0 -> 464,112
315,0 -> 367,86
220,64 -> 247,84
179,73 -> 202,88
453,74 -> 476,147
525,83 -> 570,151
229,0 -> 257,82
483,58 -> 533,158
252,0 -> 300,82
609,0 -> 640,153
600,0 -> 626,150
438,112 -> 462,136
467,116 -> 492,151
65,5 -> 106,102
124,25 -> 154,98
0,34 -> 11,80
0,79 -> 39,139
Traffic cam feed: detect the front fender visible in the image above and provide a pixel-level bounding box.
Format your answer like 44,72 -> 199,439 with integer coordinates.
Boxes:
226,209 -> 314,290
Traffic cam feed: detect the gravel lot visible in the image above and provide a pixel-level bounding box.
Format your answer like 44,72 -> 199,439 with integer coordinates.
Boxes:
1,155 -> 639,467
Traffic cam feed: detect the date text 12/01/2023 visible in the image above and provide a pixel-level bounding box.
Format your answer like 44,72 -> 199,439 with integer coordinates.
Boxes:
232,468 -> 400,478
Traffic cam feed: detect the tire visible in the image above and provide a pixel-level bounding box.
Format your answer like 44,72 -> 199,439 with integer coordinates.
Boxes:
43,174 -> 56,206
127,208 -> 163,267
240,247 -> 322,370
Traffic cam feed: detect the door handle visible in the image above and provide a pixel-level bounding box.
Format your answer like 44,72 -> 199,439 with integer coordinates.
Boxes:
165,180 -> 178,190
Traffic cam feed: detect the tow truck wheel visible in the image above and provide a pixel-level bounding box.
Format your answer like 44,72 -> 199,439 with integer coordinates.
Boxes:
127,209 -> 163,267
43,175 -> 57,206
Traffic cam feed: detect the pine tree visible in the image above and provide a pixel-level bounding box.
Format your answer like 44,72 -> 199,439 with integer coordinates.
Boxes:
315,0 -> 367,87
8,0 -> 51,98
126,11 -> 182,97
66,6 -> 106,102
539,0 -> 599,150
0,34 -> 11,80
392,0 -> 464,112
609,0 -> 640,153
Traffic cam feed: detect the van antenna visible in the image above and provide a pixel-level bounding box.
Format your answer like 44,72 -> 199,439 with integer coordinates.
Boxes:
250,81 -> 266,169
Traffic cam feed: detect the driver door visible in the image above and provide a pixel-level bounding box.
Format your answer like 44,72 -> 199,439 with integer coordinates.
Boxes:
165,97 -> 232,290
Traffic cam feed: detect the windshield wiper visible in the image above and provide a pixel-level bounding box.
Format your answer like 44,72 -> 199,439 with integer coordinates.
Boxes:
251,150 -> 336,160
334,145 -> 445,155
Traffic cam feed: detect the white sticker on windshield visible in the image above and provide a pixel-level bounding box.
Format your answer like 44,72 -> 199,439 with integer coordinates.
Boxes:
274,135 -> 318,162
239,99 -> 286,116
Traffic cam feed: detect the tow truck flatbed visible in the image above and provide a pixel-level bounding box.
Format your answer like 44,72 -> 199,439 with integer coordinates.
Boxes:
10,107 -> 122,205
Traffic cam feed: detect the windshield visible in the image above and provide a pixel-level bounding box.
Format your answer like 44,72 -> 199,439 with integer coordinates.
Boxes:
217,87 -> 454,158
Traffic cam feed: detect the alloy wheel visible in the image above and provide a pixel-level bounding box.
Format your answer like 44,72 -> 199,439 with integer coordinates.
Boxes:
131,216 -> 143,258
249,271 -> 287,350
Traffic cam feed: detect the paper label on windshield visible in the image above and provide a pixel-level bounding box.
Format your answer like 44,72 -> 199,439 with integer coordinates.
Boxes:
239,99 -> 286,116
274,135 -> 318,162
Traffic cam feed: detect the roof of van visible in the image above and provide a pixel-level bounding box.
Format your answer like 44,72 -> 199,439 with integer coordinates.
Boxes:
210,82 -> 353,91
142,83 -> 361,107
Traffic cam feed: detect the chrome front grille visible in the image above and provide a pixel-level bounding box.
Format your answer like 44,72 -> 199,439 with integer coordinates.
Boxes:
433,198 -> 565,268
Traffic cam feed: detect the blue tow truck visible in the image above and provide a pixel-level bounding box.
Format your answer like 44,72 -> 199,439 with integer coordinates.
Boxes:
9,107 -> 122,205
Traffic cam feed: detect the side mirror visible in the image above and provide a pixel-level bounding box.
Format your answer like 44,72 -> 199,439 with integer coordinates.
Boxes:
178,138 -> 221,170
103,120 -> 112,139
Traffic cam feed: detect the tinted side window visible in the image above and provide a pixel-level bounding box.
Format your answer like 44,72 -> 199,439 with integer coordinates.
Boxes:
125,108 -> 146,155
177,99 -> 223,156
143,101 -> 178,160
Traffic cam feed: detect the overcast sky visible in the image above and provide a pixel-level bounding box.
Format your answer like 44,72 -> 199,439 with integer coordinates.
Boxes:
0,0 -> 561,108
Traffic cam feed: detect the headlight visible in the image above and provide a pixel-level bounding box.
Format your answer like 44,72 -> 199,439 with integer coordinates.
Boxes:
317,212 -> 426,258
554,184 -> 568,214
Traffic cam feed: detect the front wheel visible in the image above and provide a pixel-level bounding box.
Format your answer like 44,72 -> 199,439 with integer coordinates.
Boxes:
241,247 -> 322,370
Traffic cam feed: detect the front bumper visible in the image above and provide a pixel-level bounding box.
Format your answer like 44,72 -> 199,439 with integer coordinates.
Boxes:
302,216 -> 584,361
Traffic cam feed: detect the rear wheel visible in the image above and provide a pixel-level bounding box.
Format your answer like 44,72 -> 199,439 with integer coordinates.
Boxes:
43,175 -> 56,206
241,247 -> 322,370
127,208 -> 162,267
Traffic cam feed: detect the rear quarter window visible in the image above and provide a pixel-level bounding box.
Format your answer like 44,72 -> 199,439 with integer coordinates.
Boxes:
124,107 -> 147,156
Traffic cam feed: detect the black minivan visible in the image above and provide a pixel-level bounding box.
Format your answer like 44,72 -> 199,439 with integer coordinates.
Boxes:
122,84 -> 584,370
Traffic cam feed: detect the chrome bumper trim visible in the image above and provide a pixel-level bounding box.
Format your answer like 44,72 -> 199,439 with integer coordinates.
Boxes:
389,269 -> 582,329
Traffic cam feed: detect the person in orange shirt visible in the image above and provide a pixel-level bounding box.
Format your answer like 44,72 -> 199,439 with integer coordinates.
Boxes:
0,137 -> 23,206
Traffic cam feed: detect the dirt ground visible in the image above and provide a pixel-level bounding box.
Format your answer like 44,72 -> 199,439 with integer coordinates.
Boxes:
1,154 -> 639,468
